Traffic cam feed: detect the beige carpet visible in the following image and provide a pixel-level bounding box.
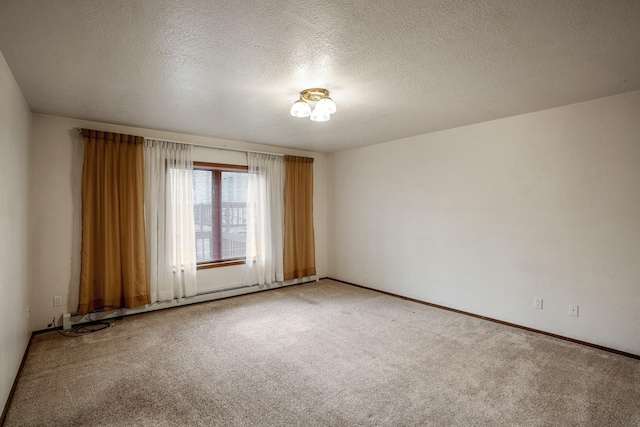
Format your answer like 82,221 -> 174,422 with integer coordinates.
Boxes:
5,279 -> 640,426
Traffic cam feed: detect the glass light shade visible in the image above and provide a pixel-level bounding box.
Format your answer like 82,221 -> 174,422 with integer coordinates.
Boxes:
290,99 -> 311,118
310,107 -> 330,122
316,96 -> 336,114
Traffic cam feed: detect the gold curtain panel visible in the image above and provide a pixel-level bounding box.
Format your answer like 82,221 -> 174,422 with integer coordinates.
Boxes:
77,129 -> 150,315
283,155 -> 316,281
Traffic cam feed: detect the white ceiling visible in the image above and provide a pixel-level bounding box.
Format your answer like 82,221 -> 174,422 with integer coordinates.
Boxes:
1,1 -> 639,153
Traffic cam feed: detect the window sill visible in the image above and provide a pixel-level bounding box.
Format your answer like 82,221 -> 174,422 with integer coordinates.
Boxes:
197,259 -> 246,270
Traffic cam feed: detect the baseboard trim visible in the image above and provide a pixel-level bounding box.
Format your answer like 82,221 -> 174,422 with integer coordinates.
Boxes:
328,277 -> 640,360
31,326 -> 62,335
1,332 -> 35,426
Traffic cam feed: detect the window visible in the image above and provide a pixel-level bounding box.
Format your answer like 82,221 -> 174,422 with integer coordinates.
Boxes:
192,162 -> 248,268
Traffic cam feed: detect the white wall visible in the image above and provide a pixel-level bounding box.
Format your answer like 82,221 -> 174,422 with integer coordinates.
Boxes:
29,114 -> 328,330
329,90 -> 640,355
0,51 -> 31,411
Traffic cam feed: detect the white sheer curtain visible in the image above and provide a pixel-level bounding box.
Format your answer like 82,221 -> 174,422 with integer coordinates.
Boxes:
144,139 -> 197,303
244,152 -> 285,286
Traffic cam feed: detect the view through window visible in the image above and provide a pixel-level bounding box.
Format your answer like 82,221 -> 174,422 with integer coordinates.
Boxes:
192,163 -> 248,267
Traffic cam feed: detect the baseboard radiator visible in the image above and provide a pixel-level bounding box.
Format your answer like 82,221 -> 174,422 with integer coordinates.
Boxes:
63,276 -> 319,330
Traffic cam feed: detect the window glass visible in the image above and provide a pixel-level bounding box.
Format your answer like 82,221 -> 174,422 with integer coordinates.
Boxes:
220,171 -> 248,259
192,165 -> 247,266
193,169 -> 214,262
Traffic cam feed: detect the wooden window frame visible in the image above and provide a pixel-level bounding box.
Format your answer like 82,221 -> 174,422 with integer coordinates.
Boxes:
193,162 -> 248,269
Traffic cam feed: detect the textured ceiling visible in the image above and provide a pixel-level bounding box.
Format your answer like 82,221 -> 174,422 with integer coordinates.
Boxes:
1,0 -> 639,153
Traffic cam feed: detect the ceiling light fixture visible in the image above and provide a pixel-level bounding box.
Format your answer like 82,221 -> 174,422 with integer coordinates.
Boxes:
290,88 -> 336,122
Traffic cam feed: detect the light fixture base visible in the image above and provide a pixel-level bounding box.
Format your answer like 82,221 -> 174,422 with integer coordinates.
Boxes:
301,88 -> 330,102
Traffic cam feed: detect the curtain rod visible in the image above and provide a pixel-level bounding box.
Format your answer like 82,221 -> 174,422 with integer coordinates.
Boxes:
75,128 -> 285,157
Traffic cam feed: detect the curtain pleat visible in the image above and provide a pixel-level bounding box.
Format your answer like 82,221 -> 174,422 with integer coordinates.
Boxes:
77,129 -> 150,315
283,155 -> 316,281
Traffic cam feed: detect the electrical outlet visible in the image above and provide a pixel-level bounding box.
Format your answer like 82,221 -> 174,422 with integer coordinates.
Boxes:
569,304 -> 579,317
347,262 -> 352,271
53,295 -> 63,307
27,305 -> 30,318
533,297 -> 543,310
364,265 -> 368,274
